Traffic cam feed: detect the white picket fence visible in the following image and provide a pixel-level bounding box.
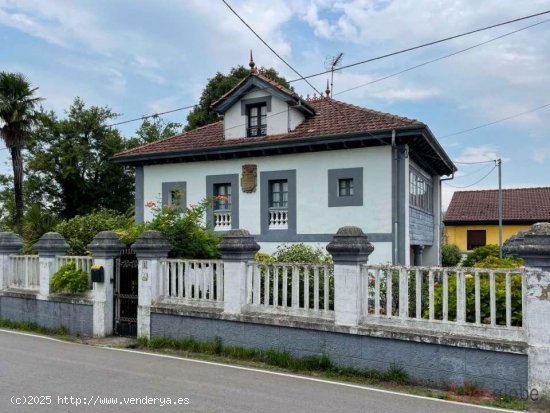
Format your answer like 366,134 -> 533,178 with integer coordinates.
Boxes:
8,255 -> 40,290
160,259 -> 224,307
245,262 -> 334,319
56,256 -> 94,288
360,265 -> 525,340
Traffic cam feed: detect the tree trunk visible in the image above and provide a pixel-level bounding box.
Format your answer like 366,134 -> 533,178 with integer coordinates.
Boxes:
10,146 -> 24,235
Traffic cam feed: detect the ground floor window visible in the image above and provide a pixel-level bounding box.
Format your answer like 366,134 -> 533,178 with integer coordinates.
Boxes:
467,230 -> 486,250
214,183 -> 231,210
270,180 -> 288,208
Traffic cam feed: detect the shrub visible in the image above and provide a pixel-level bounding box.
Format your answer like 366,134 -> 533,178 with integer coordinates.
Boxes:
441,244 -> 462,267
50,262 -> 89,294
272,243 -> 332,264
55,209 -> 134,255
430,271 -> 522,325
146,199 -> 221,259
462,244 -> 499,267
476,256 -> 523,268
254,252 -> 275,263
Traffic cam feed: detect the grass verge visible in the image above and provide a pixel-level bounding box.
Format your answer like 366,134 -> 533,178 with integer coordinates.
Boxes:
0,319 -> 74,341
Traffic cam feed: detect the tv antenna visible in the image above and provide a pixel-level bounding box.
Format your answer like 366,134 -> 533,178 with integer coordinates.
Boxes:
324,52 -> 343,97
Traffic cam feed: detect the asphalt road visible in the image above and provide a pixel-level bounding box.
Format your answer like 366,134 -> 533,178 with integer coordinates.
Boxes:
0,330 -> 514,413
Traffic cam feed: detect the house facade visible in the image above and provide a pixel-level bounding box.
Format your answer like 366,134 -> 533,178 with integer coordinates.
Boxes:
444,187 -> 550,251
114,64 -> 455,265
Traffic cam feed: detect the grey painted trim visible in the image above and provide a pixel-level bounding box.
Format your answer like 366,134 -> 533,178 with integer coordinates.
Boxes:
162,181 -> 187,208
327,167 -> 364,207
396,144 -> 408,264
240,96 -> 272,115
206,174 -> 240,231
260,170 -> 296,240
135,166 -> 144,223
253,233 -> 392,243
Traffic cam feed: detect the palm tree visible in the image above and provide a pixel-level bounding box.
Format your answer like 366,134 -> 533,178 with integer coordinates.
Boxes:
0,73 -> 42,234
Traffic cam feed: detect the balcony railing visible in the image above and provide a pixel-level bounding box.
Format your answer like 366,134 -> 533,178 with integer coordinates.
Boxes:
213,210 -> 232,230
268,208 -> 288,230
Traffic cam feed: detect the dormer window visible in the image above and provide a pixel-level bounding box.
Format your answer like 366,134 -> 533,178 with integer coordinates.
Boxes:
247,103 -> 267,137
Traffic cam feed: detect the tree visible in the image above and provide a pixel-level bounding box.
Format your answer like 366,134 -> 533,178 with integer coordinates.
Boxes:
0,73 -> 42,234
26,98 -> 134,218
126,116 -> 182,149
185,65 -> 292,131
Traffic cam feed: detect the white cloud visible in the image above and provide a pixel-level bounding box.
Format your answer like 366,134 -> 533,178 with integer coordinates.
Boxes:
454,145 -> 506,164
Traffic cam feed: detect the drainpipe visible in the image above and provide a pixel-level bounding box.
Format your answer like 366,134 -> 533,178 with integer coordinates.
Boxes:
392,129 -> 398,264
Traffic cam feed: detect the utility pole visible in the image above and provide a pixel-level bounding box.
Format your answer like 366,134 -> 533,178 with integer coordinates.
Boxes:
497,158 -> 503,258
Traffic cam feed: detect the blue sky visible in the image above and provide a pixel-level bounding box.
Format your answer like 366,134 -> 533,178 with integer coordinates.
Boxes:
1,0 -> 549,208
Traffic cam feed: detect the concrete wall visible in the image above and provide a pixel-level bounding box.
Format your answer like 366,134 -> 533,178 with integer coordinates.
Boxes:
0,294 -> 93,336
143,146 -> 394,263
150,310 -> 527,392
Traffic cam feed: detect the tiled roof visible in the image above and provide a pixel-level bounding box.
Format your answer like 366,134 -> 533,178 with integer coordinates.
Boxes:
444,187 -> 550,224
211,71 -> 298,109
114,98 -> 423,159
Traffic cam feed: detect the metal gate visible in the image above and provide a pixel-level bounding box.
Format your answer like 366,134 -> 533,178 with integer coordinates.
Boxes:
114,248 -> 138,337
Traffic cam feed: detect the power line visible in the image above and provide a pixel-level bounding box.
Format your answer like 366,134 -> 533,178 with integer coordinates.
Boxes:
289,10 -> 550,83
334,19 -> 550,96
444,165 -> 497,188
107,104 -> 196,128
454,159 -> 497,165
440,103 -> 550,138
221,0 -> 325,98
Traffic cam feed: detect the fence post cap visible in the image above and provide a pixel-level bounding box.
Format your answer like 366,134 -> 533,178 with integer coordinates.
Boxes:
34,232 -> 69,257
218,229 -> 260,262
88,231 -> 126,258
131,230 -> 171,259
326,226 -> 374,265
505,222 -> 550,269
0,232 -> 23,254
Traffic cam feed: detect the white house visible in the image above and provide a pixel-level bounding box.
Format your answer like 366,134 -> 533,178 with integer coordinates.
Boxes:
114,61 -> 456,265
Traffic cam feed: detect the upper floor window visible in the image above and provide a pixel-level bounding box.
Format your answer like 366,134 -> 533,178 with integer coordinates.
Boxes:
338,178 -> 354,197
270,180 -> 288,208
409,169 -> 433,213
214,183 -> 231,210
247,103 -> 267,137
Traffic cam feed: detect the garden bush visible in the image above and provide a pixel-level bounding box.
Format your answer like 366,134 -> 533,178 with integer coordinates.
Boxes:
50,262 -> 89,294
462,244 -> 499,267
258,243 -> 333,264
430,270 -> 522,325
441,244 -> 462,267
55,209 -> 133,255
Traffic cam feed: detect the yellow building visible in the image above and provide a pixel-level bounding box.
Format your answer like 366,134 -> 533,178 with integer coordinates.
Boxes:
444,187 -> 550,251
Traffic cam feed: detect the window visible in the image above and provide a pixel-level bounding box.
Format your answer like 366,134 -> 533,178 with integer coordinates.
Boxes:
409,169 -> 433,213
328,168 -> 363,207
247,103 -> 267,137
214,183 -> 231,210
467,230 -> 486,250
162,182 -> 186,209
270,180 -> 288,208
338,178 -> 354,197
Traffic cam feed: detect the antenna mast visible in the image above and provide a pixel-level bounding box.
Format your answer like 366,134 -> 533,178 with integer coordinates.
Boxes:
324,52 -> 343,97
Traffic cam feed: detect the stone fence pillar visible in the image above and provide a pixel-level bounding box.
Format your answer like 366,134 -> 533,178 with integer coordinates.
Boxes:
34,232 -> 69,300
506,222 -> 550,400
218,229 -> 260,315
88,231 -> 125,337
131,231 -> 171,339
326,226 -> 374,326
0,232 -> 23,290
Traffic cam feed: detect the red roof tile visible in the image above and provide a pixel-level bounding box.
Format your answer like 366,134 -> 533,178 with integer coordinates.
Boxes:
444,187 -> 550,224
114,97 -> 423,159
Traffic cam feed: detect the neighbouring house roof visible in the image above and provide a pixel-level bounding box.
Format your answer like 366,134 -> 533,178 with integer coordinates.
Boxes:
114,75 -> 455,176
444,187 -> 550,225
